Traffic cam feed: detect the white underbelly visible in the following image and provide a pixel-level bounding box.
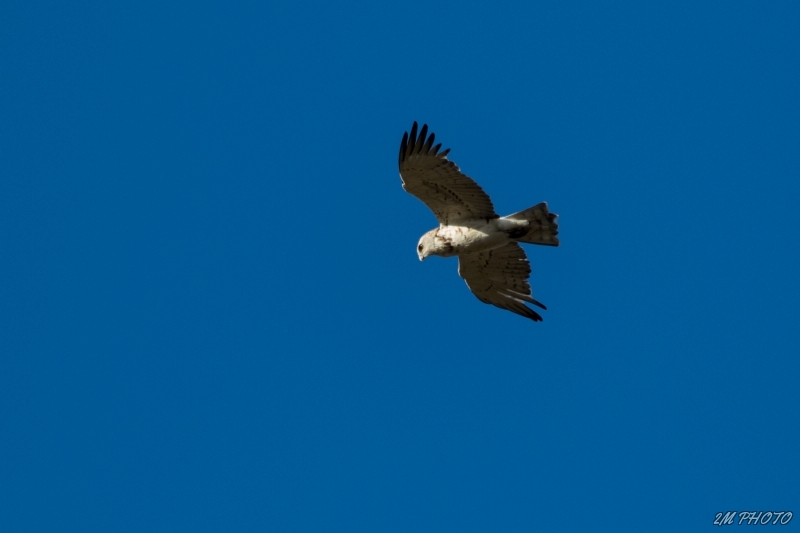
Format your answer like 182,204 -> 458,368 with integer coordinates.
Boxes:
440,224 -> 510,254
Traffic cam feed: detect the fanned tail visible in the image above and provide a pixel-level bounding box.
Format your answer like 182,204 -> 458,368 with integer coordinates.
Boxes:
503,202 -> 559,246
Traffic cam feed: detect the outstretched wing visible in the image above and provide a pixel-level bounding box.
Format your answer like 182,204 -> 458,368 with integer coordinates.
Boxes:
458,243 -> 547,322
398,122 -> 497,225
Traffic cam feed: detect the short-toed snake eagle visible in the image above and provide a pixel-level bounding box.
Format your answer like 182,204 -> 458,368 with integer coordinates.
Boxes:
399,122 -> 559,321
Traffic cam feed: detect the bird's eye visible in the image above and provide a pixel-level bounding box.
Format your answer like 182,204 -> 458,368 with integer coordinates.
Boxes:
418,244 -> 424,252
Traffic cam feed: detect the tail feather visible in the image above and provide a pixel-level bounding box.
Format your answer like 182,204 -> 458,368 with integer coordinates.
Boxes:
504,202 -> 559,246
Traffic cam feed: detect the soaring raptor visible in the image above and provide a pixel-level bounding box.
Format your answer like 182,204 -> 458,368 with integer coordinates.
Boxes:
398,122 -> 559,321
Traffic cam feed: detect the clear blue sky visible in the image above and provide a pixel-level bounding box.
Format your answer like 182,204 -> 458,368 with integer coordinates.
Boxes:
2,1 -> 799,531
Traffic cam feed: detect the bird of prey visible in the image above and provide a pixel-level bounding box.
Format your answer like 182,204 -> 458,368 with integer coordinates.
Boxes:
398,122 -> 559,321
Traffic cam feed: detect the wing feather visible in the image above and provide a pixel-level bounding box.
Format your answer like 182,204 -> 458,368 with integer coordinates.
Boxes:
458,243 -> 547,322
398,122 -> 497,225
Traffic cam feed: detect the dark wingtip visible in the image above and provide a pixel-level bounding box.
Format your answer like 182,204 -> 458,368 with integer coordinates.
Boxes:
401,121 -> 448,162
416,124 -> 428,153
408,122 -> 418,153
399,131 -> 408,168
423,131 -> 435,153
527,309 -> 544,321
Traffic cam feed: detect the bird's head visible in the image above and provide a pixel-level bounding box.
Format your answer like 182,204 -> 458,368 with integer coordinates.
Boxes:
416,230 -> 437,261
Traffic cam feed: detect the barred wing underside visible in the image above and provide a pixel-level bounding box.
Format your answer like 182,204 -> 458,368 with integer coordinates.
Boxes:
398,122 -> 497,225
457,243 -> 547,321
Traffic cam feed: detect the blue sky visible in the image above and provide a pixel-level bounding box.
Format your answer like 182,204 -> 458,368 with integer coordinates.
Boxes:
2,1 -> 799,531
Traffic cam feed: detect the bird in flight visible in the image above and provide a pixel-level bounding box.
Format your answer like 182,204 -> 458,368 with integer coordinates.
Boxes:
398,122 -> 559,321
